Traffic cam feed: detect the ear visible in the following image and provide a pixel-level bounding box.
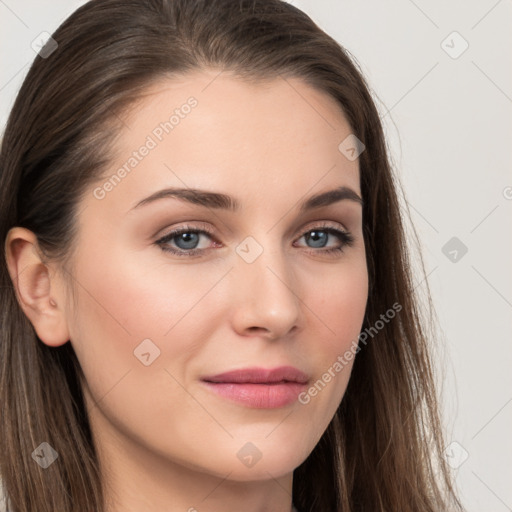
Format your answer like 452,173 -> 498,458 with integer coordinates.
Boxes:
4,227 -> 70,347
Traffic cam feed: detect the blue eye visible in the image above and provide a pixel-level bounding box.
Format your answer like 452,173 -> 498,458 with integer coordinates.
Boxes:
155,223 -> 354,257
171,231 -> 201,250
299,227 -> 354,253
155,224 -> 216,257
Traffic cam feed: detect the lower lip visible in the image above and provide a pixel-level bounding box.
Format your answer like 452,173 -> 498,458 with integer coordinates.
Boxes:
201,381 -> 308,409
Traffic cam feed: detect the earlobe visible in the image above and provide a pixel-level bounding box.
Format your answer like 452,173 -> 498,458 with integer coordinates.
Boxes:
4,227 -> 70,347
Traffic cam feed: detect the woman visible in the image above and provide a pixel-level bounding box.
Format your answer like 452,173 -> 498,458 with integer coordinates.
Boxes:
0,1 -> 464,511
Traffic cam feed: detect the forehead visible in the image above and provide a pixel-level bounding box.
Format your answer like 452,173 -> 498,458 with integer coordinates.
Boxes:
86,69 -> 361,218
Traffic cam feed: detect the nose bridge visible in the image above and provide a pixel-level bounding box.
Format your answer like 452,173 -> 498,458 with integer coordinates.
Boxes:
231,233 -> 301,336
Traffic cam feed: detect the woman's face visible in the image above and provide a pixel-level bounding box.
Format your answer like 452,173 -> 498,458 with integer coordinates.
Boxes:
60,70 -> 368,483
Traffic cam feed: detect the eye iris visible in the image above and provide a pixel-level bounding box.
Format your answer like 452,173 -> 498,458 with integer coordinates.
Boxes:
175,232 -> 199,249
306,230 -> 328,248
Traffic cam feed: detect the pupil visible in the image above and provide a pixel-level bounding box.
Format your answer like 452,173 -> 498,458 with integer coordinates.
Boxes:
307,230 -> 327,248
176,232 -> 199,249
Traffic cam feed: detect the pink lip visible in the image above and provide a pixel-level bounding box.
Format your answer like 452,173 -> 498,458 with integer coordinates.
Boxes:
201,366 -> 309,409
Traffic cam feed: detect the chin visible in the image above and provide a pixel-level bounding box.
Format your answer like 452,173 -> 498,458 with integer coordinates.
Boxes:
205,439 -> 311,482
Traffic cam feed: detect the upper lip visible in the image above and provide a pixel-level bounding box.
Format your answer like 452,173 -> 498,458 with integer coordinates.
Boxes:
201,366 -> 309,384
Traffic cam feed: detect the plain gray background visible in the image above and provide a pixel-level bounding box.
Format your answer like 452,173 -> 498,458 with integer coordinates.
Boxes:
1,1 -> 511,510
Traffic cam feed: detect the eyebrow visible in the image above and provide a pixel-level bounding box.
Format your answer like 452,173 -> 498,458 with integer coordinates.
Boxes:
130,185 -> 363,213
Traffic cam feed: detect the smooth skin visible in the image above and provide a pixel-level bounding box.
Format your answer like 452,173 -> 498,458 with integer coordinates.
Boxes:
5,69 -> 368,512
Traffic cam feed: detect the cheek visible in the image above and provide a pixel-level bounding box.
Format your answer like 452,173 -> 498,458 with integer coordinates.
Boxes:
308,256 -> 368,348
299,258 -> 368,415
66,245 -> 229,398
66,249 -> 218,455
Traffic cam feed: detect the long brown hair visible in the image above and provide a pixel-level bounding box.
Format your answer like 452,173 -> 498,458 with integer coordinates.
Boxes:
0,1 -> 464,510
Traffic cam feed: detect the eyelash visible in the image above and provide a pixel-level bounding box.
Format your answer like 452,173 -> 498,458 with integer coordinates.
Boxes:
155,222 -> 355,258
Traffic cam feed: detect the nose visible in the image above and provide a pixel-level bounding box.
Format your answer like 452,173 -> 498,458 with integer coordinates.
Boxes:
230,241 -> 302,340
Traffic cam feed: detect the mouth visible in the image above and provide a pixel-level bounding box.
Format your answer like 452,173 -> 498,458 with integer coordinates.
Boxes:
200,366 -> 309,409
